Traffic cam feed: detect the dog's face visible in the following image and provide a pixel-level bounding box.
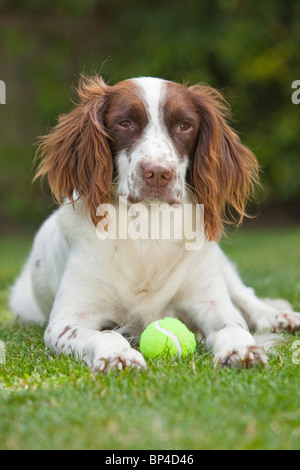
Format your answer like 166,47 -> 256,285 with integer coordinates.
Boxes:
35,75 -> 258,240
105,77 -> 200,205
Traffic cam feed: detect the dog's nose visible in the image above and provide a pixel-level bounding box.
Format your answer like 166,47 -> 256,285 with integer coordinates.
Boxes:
142,163 -> 174,187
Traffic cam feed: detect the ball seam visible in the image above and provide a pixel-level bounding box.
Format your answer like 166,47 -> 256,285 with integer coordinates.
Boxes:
154,320 -> 182,357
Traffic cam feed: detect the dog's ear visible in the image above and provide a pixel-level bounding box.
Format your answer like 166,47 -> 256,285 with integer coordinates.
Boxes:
35,75 -> 113,224
188,84 -> 259,241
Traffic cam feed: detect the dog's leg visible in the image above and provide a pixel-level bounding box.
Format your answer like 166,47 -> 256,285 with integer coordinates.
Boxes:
45,320 -> 146,372
187,294 -> 267,368
178,247 -> 268,368
219,248 -> 300,333
43,258 -> 146,372
9,258 -> 47,325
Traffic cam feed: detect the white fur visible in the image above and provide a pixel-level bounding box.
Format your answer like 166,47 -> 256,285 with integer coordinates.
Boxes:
10,198 -> 300,370
9,77 -> 300,371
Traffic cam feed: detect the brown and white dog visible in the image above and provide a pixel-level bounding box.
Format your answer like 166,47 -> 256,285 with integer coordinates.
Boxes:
9,76 -> 300,371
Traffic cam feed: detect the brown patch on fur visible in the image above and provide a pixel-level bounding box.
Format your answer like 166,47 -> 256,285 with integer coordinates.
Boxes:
104,80 -> 148,155
34,75 -> 114,226
163,82 -> 201,159
67,328 -> 78,340
58,325 -> 72,339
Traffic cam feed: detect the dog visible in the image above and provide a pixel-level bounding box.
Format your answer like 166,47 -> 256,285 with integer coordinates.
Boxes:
9,76 -> 300,371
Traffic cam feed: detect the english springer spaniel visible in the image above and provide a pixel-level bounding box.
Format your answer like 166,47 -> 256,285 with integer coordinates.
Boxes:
9,76 -> 300,371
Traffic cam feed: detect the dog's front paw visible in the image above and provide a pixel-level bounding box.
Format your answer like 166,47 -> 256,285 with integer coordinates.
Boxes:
261,299 -> 300,333
91,348 -> 147,373
269,311 -> 300,333
256,311 -> 300,333
254,306 -> 300,333
214,345 -> 268,369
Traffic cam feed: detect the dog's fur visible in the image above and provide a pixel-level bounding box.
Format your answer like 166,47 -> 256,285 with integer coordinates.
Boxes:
9,76 -> 300,370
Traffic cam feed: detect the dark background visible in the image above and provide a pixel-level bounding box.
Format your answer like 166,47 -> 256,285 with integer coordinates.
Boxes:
1,0 -> 300,233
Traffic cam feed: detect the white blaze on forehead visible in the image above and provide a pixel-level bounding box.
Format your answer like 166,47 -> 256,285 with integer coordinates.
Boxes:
115,77 -> 187,203
130,77 -> 166,129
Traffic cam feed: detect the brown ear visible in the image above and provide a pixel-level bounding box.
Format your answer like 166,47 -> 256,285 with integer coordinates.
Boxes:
34,75 -> 113,224
188,85 -> 259,241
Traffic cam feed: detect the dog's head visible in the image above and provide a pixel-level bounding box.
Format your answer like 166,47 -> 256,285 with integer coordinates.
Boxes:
35,75 -> 258,240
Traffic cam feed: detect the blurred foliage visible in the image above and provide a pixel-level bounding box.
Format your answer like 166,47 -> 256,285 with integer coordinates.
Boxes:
0,0 -> 300,231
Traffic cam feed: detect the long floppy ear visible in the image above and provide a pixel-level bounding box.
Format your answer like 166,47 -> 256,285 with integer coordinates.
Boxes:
34,75 -> 113,224
188,84 -> 259,241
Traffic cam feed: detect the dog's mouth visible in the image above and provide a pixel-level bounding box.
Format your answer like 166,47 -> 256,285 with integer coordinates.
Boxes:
127,187 -> 182,205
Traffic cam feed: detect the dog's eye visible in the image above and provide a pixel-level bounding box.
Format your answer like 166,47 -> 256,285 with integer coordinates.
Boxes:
178,122 -> 191,132
119,120 -> 133,129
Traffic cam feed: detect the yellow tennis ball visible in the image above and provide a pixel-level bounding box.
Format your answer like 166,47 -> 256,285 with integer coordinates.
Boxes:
139,317 -> 196,359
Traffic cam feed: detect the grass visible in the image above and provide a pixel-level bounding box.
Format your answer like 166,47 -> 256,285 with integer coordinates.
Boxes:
1,227 -> 300,450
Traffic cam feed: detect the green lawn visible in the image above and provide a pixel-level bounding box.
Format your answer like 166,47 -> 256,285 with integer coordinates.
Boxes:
0,228 -> 300,450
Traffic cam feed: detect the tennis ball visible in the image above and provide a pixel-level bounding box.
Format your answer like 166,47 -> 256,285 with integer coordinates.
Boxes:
139,317 -> 196,359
